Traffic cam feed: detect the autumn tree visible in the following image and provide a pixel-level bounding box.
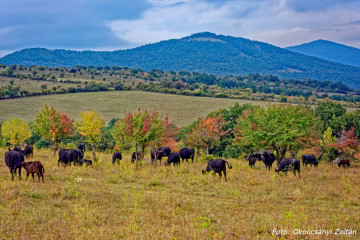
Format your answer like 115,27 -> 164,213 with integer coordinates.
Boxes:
235,104 -> 319,163
34,104 -> 75,155
329,127 -> 360,159
187,116 -> 228,155
112,109 -> 176,163
1,117 -> 32,147
75,110 -> 104,161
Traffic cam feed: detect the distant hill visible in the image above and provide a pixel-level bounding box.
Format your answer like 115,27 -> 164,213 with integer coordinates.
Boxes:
1,32 -> 360,88
287,40 -> 360,67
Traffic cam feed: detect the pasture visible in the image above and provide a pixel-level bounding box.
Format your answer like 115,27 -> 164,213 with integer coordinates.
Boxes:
0,91 -> 271,126
0,148 -> 359,239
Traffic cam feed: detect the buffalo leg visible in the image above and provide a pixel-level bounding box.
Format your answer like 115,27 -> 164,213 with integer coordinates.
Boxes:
26,172 -> 29,181
32,173 -> 35,180
18,167 -> 22,180
223,169 -> 227,182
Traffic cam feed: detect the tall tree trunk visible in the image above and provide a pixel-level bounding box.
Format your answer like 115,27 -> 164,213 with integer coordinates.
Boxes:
53,142 -> 58,156
135,143 -> 139,166
91,142 -> 97,162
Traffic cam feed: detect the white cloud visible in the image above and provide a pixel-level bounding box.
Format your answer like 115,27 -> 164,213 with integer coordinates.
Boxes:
108,0 -> 360,48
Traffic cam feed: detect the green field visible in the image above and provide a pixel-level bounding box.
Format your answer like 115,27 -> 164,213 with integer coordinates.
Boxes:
0,148 -> 359,239
0,91 -> 272,126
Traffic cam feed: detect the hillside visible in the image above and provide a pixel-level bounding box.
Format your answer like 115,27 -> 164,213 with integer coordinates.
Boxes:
1,32 -> 360,88
287,40 -> 360,67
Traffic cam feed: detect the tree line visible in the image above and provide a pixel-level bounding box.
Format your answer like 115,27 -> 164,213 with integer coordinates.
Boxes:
1,64 -> 360,107
1,101 -> 360,163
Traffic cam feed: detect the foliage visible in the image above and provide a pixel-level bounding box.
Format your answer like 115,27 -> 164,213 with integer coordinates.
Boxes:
329,127 -> 360,158
112,109 -> 178,162
235,104 -> 319,161
187,116 -> 228,155
75,110 -> 104,161
1,117 -> 32,146
33,104 -> 75,155
315,101 -> 346,136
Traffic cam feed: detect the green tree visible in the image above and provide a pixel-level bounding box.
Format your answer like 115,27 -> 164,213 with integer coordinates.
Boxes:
315,101 -> 346,137
75,110 -> 104,161
1,117 -> 32,147
235,104 -> 319,162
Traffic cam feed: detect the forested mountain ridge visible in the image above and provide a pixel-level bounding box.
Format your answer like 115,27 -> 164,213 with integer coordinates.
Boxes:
286,40 -> 360,67
1,32 -> 360,88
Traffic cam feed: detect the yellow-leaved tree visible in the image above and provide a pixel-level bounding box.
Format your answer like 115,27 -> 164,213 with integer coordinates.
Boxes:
1,117 -> 32,147
75,110 -> 104,161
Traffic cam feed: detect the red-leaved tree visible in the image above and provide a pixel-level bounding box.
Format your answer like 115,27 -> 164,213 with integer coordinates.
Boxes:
34,104 -> 75,155
187,116 -> 228,155
112,109 -> 178,163
329,127 -> 360,158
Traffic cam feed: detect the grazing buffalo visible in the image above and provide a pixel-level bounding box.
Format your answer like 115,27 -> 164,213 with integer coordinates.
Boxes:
332,158 -> 341,165
302,154 -> 319,167
112,152 -> 122,164
158,147 -> 171,157
261,151 -> 276,170
83,159 -> 93,166
5,147 -> 25,180
275,158 -> 301,177
151,148 -> 166,165
179,148 -> 195,163
247,153 -> 262,168
202,159 -> 232,181
58,145 -> 85,166
131,151 -> 141,163
21,161 -> 45,182
164,152 -> 180,166
338,159 -> 350,169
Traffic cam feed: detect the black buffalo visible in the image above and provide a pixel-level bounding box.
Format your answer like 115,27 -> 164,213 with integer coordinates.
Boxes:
302,154 -> 319,167
5,147 -> 25,180
247,153 -> 262,168
275,158 -> 301,177
151,148 -> 165,165
179,148 -> 195,163
112,152 -> 122,164
23,145 -> 34,158
131,151 -> 141,163
261,151 -> 276,170
338,159 -> 350,169
164,152 -> 180,166
158,147 -> 171,157
83,159 -> 93,166
202,159 -> 232,181
58,145 -> 85,166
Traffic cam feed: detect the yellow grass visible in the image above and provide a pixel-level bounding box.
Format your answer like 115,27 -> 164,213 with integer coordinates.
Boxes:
0,148 -> 359,239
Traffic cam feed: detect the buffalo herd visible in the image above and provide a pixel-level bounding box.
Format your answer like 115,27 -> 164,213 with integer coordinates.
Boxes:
2,143 -> 354,182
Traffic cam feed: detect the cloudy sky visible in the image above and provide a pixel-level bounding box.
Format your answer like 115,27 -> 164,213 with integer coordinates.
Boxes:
1,0 -> 360,57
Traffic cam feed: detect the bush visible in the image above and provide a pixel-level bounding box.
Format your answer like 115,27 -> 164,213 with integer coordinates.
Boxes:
223,145 -> 241,159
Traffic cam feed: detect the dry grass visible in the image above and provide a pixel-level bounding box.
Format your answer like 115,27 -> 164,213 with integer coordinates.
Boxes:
0,148 -> 359,239
0,91 -> 271,126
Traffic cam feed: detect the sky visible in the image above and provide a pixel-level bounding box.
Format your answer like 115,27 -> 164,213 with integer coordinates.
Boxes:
0,0 -> 360,57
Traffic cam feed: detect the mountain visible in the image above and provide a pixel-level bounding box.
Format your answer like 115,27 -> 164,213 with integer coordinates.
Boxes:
286,40 -> 360,67
1,32 -> 360,88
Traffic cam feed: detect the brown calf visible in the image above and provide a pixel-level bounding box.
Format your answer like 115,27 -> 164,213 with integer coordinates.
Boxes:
21,161 -> 45,182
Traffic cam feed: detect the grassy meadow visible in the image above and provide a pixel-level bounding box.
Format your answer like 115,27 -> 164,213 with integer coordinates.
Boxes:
0,91 -> 272,126
0,148 -> 359,239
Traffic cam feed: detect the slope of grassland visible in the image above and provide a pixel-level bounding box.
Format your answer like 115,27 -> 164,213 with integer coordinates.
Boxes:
0,148 -> 359,239
0,91 -> 271,126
